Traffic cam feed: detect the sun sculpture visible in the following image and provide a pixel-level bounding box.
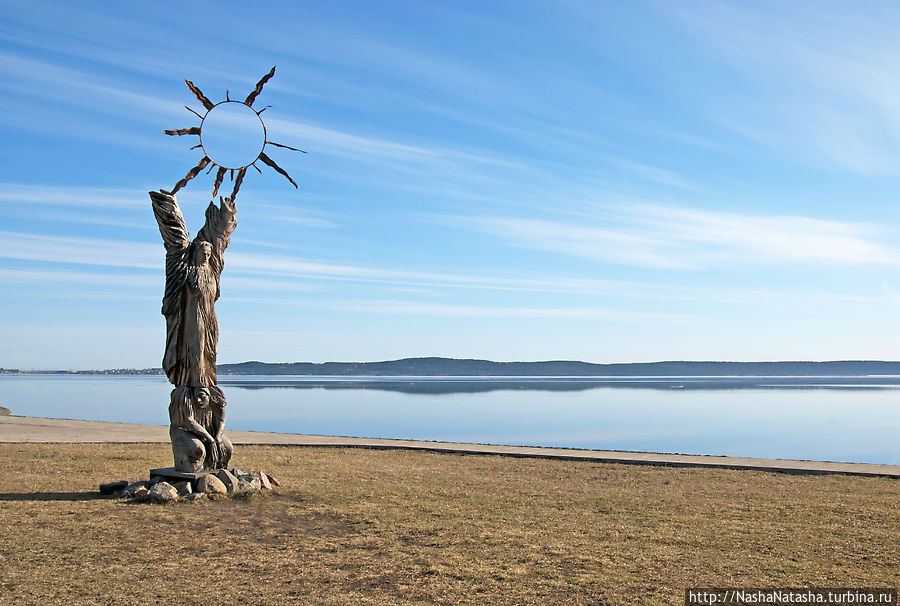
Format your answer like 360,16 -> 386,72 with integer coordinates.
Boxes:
148,67 -> 301,486
164,65 -> 303,200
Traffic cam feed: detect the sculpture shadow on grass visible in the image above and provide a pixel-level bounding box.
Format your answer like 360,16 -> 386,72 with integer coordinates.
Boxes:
0,491 -> 101,502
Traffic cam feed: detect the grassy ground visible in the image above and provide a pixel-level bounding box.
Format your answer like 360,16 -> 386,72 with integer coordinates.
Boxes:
0,443 -> 896,605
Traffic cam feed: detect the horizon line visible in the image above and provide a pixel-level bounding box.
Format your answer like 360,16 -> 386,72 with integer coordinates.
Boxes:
6,357 -> 900,374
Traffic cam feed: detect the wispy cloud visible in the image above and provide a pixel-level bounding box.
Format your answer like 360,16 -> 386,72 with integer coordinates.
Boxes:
0,231 -> 160,269
2,231 -> 631,292
2,255 -> 881,316
265,117 -> 438,166
0,268 -> 157,287
451,215 -> 687,268
251,202 -> 340,229
0,184 -> 341,229
628,203 -> 900,265
0,269 -> 318,296
4,225 -> 893,308
446,204 -> 900,269
0,183 -> 148,208
328,299 -> 693,323
0,50 -> 517,181
0,51 -> 182,122
603,157 -> 699,191
659,2 -> 900,174
266,115 -> 530,182
9,209 -> 150,231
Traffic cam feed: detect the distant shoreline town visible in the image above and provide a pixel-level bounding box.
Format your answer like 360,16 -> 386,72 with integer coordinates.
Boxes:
5,357 -> 900,377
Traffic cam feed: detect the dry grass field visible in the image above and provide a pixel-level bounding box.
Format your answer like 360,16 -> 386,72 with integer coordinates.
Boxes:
0,443 -> 896,605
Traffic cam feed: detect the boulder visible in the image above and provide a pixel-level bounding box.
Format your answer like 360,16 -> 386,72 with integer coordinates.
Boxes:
186,492 -> 206,502
237,474 -> 261,491
149,482 -> 178,503
214,468 -> 239,493
132,487 -> 152,502
174,481 -> 193,496
122,481 -> 148,497
228,467 -> 250,477
0,406 -> 10,416
99,480 -> 128,496
258,471 -> 272,491
195,474 -> 227,494
265,473 -> 281,487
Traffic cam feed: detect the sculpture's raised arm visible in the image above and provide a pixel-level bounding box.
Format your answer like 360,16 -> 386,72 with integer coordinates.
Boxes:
196,197 -> 237,256
149,190 -> 190,252
195,196 -> 237,280
151,190 -> 192,322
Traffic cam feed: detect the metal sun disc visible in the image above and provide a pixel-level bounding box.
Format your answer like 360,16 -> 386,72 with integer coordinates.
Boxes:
198,100 -> 268,171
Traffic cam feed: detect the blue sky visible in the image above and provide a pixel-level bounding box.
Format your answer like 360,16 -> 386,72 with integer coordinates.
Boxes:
4,1 -> 900,369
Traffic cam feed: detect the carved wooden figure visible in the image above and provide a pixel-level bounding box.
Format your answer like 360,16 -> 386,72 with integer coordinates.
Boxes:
151,190 -> 236,471
151,68 -> 302,478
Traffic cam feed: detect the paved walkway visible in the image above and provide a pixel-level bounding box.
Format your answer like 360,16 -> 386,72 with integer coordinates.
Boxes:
1,415 -> 897,478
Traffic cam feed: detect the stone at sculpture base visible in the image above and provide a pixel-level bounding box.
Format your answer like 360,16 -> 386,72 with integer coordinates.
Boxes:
149,466 -> 276,492
195,474 -> 227,495
149,482 -> 179,502
104,467 -> 277,500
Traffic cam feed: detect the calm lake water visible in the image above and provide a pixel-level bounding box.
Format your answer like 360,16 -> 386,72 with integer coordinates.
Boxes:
2,374 -> 899,465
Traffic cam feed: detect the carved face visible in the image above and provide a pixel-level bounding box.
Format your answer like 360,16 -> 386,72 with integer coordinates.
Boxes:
193,241 -> 212,265
194,388 -> 211,410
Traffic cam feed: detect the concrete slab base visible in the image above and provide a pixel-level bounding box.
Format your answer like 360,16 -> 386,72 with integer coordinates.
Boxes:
149,467 -> 213,482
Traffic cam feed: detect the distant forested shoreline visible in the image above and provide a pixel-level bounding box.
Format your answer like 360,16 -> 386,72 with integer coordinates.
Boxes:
7,357 -> 900,376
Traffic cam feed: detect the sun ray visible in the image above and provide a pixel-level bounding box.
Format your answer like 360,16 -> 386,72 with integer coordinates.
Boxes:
259,151 -> 298,189
190,143 -> 202,150
230,167 -> 247,200
245,66 -> 276,107
185,105 -> 204,120
267,141 -> 307,153
184,79 -> 214,110
211,167 -> 227,198
163,127 -> 201,136
171,156 -> 211,194
251,162 -> 263,174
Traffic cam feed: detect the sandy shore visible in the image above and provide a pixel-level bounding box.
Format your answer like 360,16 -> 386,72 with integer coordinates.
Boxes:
2,414 -> 897,477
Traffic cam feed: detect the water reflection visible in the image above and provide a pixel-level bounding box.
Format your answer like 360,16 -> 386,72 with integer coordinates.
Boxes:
2,375 -> 898,464
219,375 -> 900,394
